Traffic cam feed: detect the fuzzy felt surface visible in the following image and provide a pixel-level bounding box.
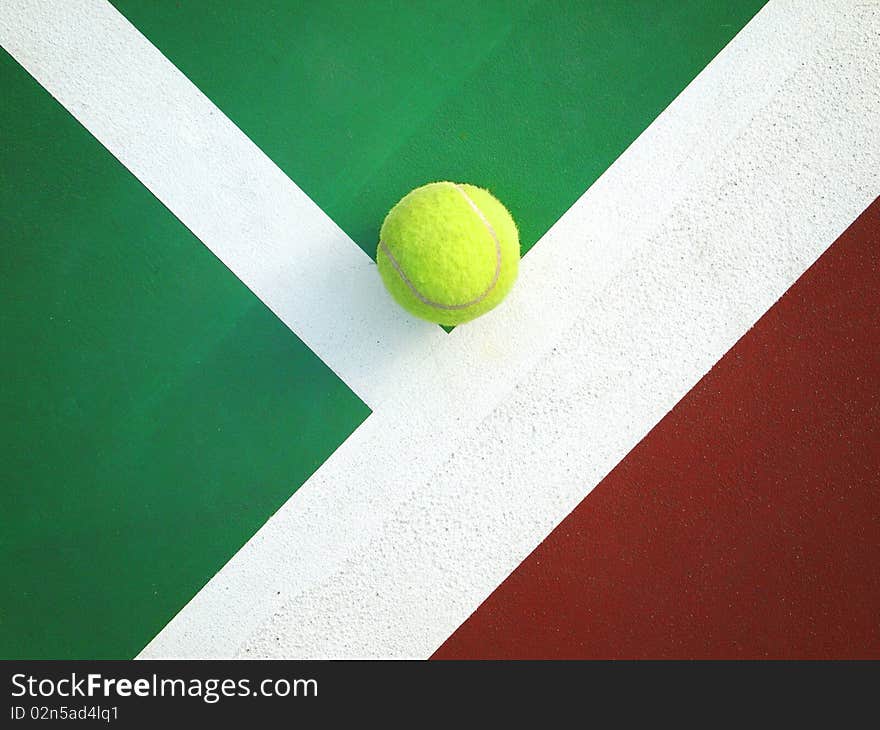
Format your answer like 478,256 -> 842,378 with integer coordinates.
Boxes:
377,181 -> 520,325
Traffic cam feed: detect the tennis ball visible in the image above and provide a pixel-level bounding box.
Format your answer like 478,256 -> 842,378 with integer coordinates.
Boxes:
377,181 -> 520,326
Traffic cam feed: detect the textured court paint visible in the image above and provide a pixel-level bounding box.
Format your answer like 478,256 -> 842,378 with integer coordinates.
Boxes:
435,199 -> 880,659
1,0 -> 872,660
0,3 -> 768,656
141,2 -> 880,658
111,0 -> 766,256
0,53 -> 369,659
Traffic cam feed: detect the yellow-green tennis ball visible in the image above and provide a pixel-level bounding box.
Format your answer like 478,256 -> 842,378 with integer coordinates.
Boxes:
377,181 -> 520,326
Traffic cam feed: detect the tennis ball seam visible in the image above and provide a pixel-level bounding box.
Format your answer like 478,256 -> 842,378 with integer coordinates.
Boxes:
378,183 -> 502,311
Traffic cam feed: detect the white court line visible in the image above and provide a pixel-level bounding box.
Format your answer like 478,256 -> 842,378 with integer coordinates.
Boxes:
136,0 -> 877,657
3,0 -> 876,656
0,0 -> 443,409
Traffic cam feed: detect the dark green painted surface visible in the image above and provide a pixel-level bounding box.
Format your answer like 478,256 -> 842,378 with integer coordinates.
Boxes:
0,53 -> 370,659
113,0 -> 766,254
2,1 -> 766,658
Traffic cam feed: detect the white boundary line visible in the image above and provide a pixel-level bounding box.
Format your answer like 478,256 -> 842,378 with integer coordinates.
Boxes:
2,0 -> 877,657
144,1 -> 874,657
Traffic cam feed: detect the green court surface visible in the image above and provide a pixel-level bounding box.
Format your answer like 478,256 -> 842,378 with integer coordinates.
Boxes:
0,53 -> 370,659
2,0 -> 765,658
113,0 -> 765,253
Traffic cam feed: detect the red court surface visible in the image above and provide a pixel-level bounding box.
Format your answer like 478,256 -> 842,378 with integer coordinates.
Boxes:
436,199 -> 880,659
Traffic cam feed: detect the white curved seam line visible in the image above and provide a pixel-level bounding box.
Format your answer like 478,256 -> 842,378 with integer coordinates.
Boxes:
452,183 -> 503,298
